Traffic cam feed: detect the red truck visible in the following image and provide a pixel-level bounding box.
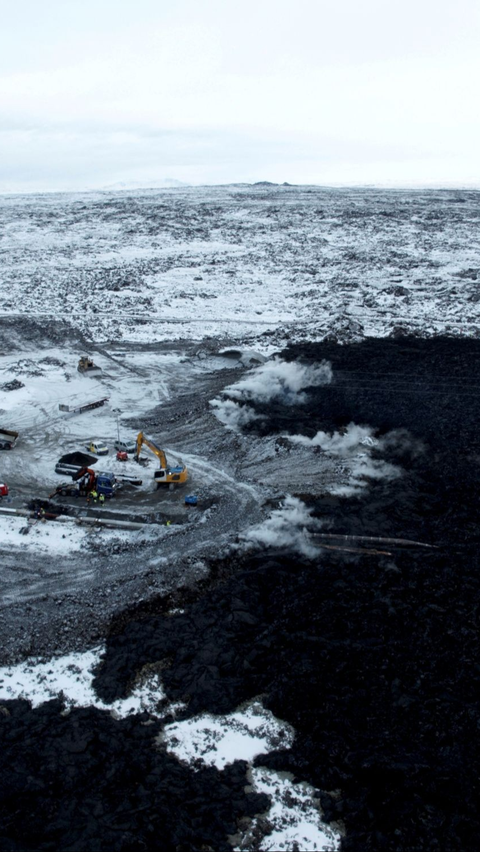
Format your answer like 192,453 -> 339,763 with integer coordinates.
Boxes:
0,483 -> 9,498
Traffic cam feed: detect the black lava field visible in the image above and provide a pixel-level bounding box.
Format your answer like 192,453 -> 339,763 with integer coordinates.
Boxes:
2,336 -> 480,851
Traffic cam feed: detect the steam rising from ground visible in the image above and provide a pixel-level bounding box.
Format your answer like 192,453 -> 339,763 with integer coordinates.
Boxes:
289,423 -> 404,496
227,358 -> 332,402
290,423 -> 376,455
211,358 -> 332,431
209,398 -> 262,431
240,496 -> 322,557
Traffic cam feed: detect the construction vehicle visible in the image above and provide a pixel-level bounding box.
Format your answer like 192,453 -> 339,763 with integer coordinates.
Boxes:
0,428 -> 18,450
114,439 -> 136,454
0,482 -> 9,498
52,468 -> 119,498
74,468 -> 118,497
85,440 -> 109,456
54,459 -> 142,486
78,356 -> 101,374
135,431 -> 188,488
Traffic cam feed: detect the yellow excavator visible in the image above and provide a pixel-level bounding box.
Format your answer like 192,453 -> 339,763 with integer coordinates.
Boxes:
135,431 -> 188,488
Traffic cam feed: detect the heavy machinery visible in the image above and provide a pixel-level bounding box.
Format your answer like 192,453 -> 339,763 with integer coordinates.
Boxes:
135,431 -> 188,488
85,440 -> 109,456
74,468 -> 118,497
52,468 -> 118,498
114,439 -> 136,454
78,356 -> 101,374
0,428 -> 18,450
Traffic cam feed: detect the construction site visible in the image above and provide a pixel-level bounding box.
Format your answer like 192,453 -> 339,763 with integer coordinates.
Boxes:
0,351 -> 223,538
1,185 -> 480,851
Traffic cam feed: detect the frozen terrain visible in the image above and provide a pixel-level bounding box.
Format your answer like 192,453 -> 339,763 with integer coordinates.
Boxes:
1,185 -> 479,349
1,185 -> 480,851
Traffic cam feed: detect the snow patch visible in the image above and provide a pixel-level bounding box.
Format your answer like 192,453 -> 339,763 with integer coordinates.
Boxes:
161,699 -> 341,851
242,767 -> 341,851
161,699 -> 294,770
0,647 -> 165,717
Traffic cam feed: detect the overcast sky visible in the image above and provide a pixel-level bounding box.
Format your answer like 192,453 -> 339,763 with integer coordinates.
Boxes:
1,0 -> 479,192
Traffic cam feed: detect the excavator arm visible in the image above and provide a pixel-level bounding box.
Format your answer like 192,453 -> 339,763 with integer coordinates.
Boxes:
135,431 -> 168,468
135,431 -> 188,487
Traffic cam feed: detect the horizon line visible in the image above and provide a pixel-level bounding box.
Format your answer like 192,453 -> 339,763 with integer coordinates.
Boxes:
1,180 -> 480,199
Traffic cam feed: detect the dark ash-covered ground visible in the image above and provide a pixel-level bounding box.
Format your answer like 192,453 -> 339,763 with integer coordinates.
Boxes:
1,336 -> 480,851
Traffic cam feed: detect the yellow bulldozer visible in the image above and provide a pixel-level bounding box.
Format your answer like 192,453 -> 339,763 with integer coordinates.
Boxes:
78,356 -> 101,373
135,431 -> 188,488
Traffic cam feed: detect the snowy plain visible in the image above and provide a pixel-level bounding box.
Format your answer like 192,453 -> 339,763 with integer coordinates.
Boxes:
1,184 -> 479,850
1,184 -> 479,349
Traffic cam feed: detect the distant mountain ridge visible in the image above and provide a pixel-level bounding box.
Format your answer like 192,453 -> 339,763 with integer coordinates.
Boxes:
101,178 -> 189,191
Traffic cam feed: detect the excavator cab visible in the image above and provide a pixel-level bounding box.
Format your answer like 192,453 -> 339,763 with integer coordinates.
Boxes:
135,431 -> 188,487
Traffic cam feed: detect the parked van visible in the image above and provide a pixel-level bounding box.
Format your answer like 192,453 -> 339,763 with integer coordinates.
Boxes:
85,440 -> 109,456
114,439 -> 136,454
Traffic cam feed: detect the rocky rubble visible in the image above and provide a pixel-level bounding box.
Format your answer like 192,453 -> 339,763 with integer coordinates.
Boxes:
3,337 -> 476,850
1,239 -> 480,849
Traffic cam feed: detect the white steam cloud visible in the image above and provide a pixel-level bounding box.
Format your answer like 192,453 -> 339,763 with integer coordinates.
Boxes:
240,496 -> 322,557
289,423 -> 376,455
211,357 -> 332,431
209,398 -> 262,431
226,358 -> 332,403
289,422 -> 402,496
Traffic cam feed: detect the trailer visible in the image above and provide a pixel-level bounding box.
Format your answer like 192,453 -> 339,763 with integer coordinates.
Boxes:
59,397 -> 109,414
52,470 -> 121,499
0,428 -> 18,450
54,461 -> 142,486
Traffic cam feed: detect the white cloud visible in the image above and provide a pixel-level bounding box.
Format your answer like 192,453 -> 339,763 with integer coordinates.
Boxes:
210,359 -> 332,433
1,0 -> 480,189
209,398 -> 262,432
289,424 -> 377,455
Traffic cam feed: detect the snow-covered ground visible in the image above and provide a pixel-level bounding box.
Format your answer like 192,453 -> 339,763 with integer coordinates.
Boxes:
1,185 -> 479,349
0,648 -> 341,851
1,184 -> 478,850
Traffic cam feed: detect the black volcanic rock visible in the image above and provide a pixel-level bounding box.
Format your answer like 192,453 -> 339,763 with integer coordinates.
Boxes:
0,700 -> 267,851
3,336 -> 480,851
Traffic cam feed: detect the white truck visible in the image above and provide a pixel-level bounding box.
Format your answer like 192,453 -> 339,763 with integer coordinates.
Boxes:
85,440 -> 109,456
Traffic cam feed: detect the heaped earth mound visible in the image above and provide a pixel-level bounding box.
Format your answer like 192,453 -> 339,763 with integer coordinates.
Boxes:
0,315 -> 91,352
2,336 -> 480,851
58,451 -> 98,467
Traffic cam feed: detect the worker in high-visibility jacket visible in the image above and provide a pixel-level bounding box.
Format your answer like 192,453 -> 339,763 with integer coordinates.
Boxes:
91,490 -> 98,503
